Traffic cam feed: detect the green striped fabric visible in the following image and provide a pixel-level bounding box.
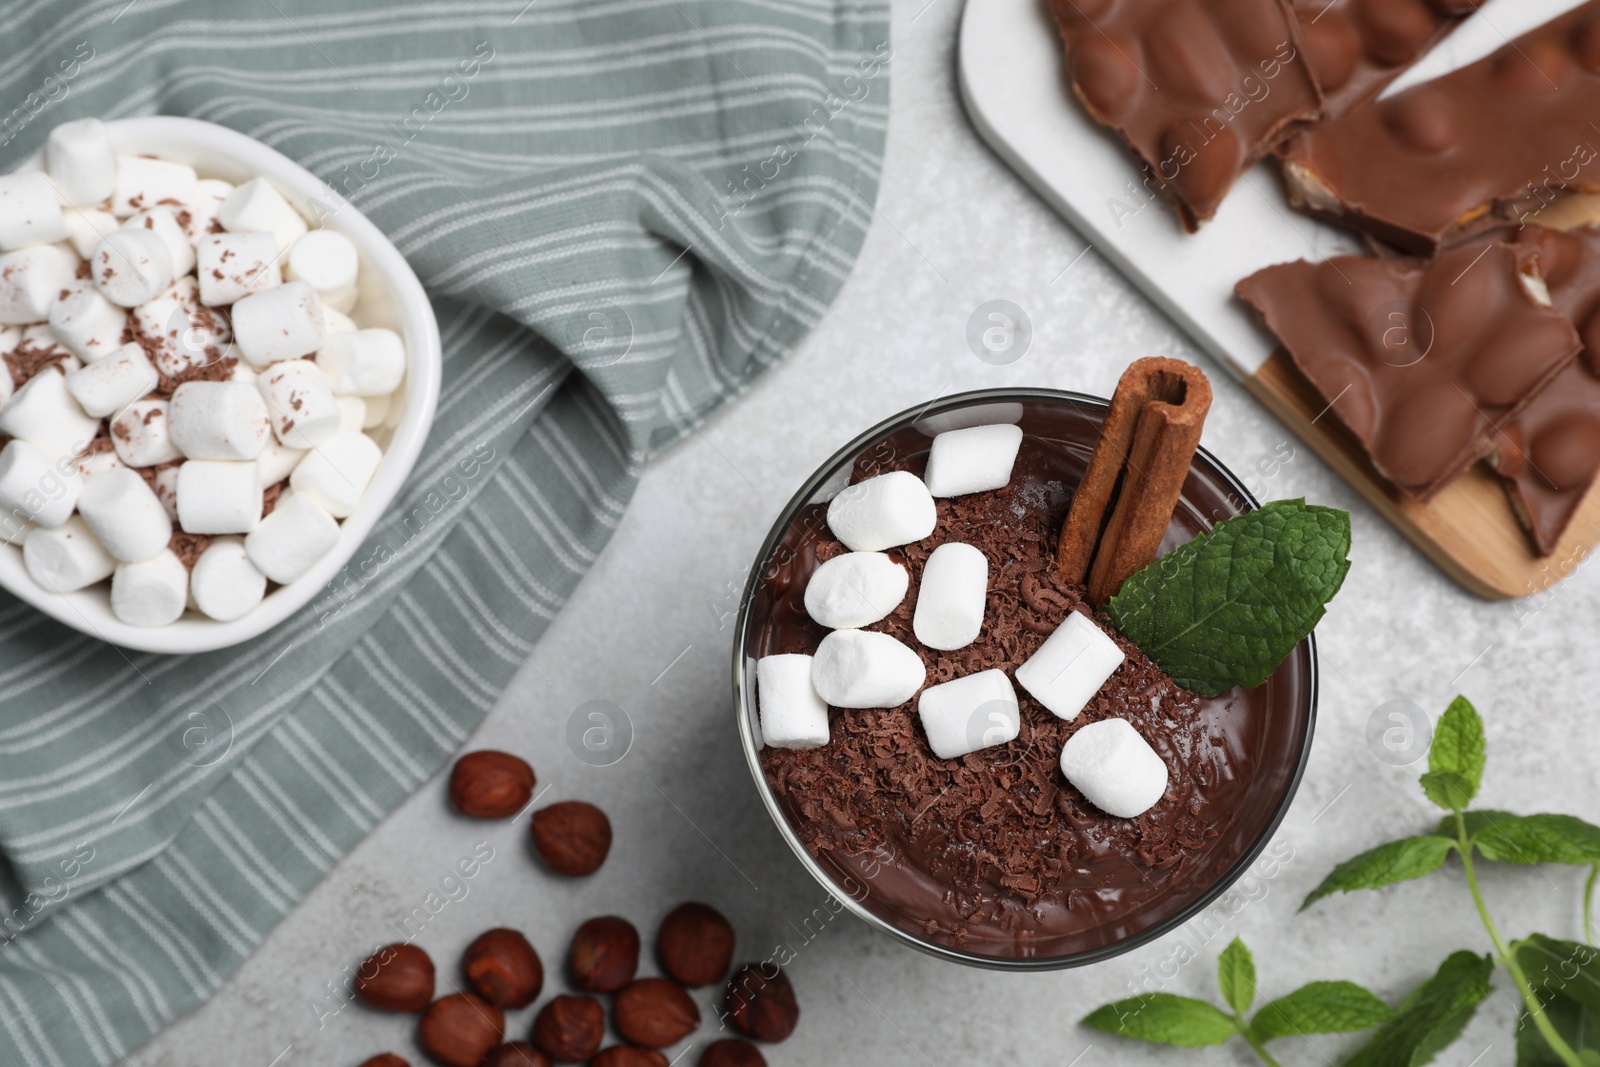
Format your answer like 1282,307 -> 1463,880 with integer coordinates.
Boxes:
0,0 -> 888,1060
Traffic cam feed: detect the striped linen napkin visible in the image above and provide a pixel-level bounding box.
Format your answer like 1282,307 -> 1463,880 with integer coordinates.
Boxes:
0,0 -> 888,1061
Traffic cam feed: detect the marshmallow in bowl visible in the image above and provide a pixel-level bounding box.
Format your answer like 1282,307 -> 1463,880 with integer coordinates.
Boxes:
110,400 -> 181,467
803,551 -> 908,630
285,229 -> 358,312
244,491 -> 339,583
918,669 -> 1020,760
64,343 -> 158,417
110,155 -> 196,218
111,550 -> 189,627
289,431 -> 381,518
190,537 -> 266,621
45,119 -> 117,206
49,280 -> 128,363
218,177 -> 308,250
196,232 -> 281,307
177,460 -> 262,535
810,629 -> 925,709
912,542 -> 988,651
1014,611 -> 1126,722
1059,718 -> 1168,818
168,381 -> 272,461
75,467 -> 170,562
0,244 -> 77,324
756,653 -> 831,750
0,172 -> 68,251
23,517 -> 113,592
0,369 -> 101,460
256,359 -> 341,448
126,206 -> 196,278
318,328 -> 405,396
922,423 -> 1024,498
0,439 -> 80,528
185,179 -> 233,244
74,447 -> 125,482
825,470 -> 937,552
255,439 -> 305,486
92,229 -> 174,308
63,207 -> 119,259
231,281 -> 325,366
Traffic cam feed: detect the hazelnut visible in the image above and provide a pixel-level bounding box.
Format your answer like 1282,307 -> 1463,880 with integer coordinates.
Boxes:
354,942 -> 435,1013
532,994 -> 606,1062
656,902 -> 734,988
724,964 -> 798,1043
530,801 -> 612,876
417,992 -> 506,1067
590,1048 -> 669,1067
699,1040 -> 766,1067
449,750 -> 536,818
358,1056 -> 412,1067
612,977 -> 700,1049
567,916 -> 640,993
464,927 -> 544,1009
479,1041 -> 552,1067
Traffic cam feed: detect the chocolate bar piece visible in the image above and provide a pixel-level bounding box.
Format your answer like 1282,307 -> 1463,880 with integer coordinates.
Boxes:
1289,0 -> 1472,117
1280,1 -> 1600,254
1236,243 -> 1580,501
1491,225 -> 1600,554
1049,0 -> 1322,231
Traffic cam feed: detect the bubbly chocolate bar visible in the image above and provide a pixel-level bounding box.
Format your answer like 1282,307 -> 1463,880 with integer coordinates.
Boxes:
1279,1 -> 1600,255
1289,0 -> 1473,117
1236,243 -> 1580,501
1490,225 -> 1600,555
1049,0 -> 1322,231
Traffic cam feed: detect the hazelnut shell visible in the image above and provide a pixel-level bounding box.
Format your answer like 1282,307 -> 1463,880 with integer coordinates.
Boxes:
353,942 -> 435,1013
416,992 -> 506,1067
612,977 -> 700,1049
463,927 -> 544,1009
656,902 -> 734,988
530,801 -> 612,876
449,750 -> 535,818
567,915 -> 640,993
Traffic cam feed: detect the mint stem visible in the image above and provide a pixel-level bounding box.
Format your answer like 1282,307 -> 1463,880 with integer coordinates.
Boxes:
1455,811 -> 1586,1067
1234,1014 -> 1284,1067
1586,864 -> 1598,948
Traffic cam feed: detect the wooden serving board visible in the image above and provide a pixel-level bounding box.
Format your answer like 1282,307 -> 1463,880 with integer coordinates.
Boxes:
957,0 -> 1600,599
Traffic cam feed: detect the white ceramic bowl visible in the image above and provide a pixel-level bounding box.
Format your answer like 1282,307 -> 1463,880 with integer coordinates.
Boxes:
4,116 -> 442,654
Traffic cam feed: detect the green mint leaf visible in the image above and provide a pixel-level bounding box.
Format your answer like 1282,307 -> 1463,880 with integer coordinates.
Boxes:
1248,981 -> 1394,1043
1515,935 -> 1600,1010
1218,937 -> 1256,1016
1427,696 -> 1484,802
1420,771 -> 1476,812
1474,814 -> 1600,867
1081,993 -> 1237,1048
1515,997 -> 1600,1066
1301,835 -> 1456,910
1345,951 -> 1494,1067
1104,499 -> 1351,696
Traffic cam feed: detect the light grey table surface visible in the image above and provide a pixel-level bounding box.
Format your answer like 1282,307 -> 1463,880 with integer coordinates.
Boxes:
129,1 -> 1600,1064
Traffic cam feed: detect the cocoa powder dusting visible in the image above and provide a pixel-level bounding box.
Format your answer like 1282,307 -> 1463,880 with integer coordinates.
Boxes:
5,344 -> 71,388
168,532 -> 211,569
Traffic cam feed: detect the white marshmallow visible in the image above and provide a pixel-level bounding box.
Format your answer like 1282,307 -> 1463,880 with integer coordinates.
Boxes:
803,551 -> 908,630
185,179 -> 233,245
229,360 -> 257,385
110,156 -> 196,218
336,395 -> 365,433
923,423 -> 1024,498
256,359 -> 340,447
176,460 -> 262,534
810,629 -> 925,709
1060,718 -> 1169,818
361,391 -> 390,430
0,244 -> 78,325
231,281 -> 324,367
0,509 -> 31,545
23,516 -> 114,592
110,550 -> 189,626
317,328 -> 404,396
189,536 -> 266,621
196,232 -> 281,307
150,463 -> 179,521
168,381 -> 271,461
826,471 -> 937,552
0,172 -> 69,252
0,325 -> 19,352
1014,611 -> 1126,721
756,653 -> 831,749
217,177 -> 307,250
133,279 -> 233,375
0,439 -> 79,528
73,447 -> 125,482
124,206 -> 195,278
19,325 -> 73,366
76,466 -> 170,562
254,438 -> 305,486
0,369 -> 100,460
288,430 -> 380,517
91,229 -> 173,308
45,119 -> 118,207
48,280 -> 127,363
323,306 -> 358,334
284,229 -> 358,312
244,490 -> 338,583
64,342 -> 157,417
917,669 -> 1021,760
912,542 -> 988,651
62,207 -> 120,259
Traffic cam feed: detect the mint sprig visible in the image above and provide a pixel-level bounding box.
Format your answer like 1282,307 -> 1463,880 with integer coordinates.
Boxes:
1104,498 -> 1351,696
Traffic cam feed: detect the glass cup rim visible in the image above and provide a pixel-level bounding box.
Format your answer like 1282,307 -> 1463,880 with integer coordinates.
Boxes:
730,386 -> 1320,971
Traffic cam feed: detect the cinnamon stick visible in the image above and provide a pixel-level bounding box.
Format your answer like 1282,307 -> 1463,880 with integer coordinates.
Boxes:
1057,357 -> 1212,605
